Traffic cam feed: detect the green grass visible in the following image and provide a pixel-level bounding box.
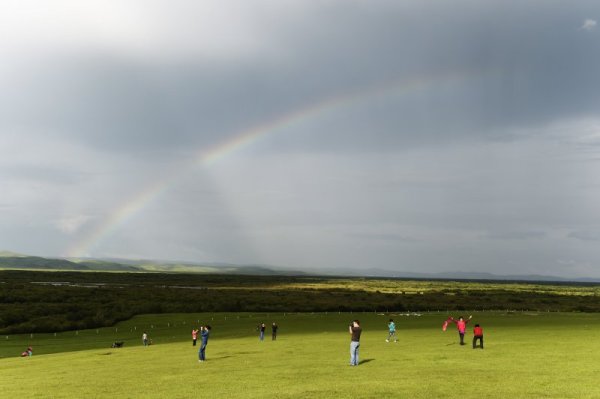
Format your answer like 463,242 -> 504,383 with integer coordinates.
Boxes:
1,312 -> 600,398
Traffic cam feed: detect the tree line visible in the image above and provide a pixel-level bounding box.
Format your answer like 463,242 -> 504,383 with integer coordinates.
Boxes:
1,270 -> 599,334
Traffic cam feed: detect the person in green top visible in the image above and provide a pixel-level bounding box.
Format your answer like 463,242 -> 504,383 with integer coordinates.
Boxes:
386,319 -> 397,342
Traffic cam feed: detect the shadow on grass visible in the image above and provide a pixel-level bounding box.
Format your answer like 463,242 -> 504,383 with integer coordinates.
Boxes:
211,355 -> 233,360
359,358 -> 375,365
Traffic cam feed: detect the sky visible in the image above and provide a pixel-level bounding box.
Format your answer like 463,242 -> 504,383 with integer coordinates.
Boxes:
1,0 -> 600,277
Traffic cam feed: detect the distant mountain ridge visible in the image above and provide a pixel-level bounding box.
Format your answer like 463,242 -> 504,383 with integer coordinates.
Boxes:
318,267 -> 600,283
0,252 -> 301,275
0,255 -> 140,272
1,251 -> 598,282
0,250 -> 26,257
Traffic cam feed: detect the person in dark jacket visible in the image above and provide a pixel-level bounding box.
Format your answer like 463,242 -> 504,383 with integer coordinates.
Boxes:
271,322 -> 278,340
349,320 -> 362,366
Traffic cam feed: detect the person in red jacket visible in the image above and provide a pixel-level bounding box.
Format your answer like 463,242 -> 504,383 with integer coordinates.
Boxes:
472,324 -> 484,349
192,328 -> 199,346
448,315 -> 472,345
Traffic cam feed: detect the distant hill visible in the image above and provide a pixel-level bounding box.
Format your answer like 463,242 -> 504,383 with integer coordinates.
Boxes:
0,256 -> 140,272
0,253 -> 301,275
320,267 -> 600,283
80,257 -> 305,275
0,250 -> 26,257
76,260 -> 141,272
1,251 -> 598,281
0,256 -> 90,270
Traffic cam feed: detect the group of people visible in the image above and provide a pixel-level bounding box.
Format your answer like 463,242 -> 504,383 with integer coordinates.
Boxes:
18,314 -> 486,363
129,315 -> 483,367
188,315 -> 483,367
348,315 -> 485,366
257,322 -> 278,341
444,315 -> 484,349
191,321 -> 279,362
142,321 -> 275,363
192,325 -> 211,362
138,326 -> 211,361
350,316 -> 397,364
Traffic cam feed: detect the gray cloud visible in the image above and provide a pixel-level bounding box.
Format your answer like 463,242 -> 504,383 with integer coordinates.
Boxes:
2,0 -> 600,277
568,230 -> 600,241
580,19 -> 597,31
3,1 -> 600,155
482,231 -> 547,240
346,232 -> 421,243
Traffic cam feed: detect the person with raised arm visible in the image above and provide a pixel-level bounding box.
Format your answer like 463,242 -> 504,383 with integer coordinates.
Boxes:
349,320 -> 362,366
198,325 -> 211,362
446,315 -> 472,345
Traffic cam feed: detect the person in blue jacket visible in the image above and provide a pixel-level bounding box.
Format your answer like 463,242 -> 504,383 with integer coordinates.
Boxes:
198,325 -> 211,362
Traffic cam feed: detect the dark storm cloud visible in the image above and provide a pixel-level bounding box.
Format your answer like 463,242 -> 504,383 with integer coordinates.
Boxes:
2,0 -> 599,155
2,0 -> 600,277
250,0 -> 600,151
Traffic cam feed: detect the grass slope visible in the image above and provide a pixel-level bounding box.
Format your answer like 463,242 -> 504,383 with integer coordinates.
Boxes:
1,312 -> 600,398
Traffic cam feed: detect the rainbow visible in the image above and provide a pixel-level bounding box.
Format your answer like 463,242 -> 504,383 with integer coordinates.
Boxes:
66,71 -> 478,258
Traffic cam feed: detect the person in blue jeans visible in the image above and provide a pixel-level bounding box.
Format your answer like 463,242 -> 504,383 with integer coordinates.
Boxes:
198,325 -> 211,362
349,320 -> 362,366
259,323 -> 266,341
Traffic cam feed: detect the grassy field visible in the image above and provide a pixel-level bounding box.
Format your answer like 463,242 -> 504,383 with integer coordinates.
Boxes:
1,311 -> 600,398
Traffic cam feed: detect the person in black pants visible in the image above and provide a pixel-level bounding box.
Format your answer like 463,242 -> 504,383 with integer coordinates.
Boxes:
271,322 -> 278,340
472,324 -> 484,349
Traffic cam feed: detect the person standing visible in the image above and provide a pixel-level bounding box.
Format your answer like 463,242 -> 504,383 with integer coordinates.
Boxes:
386,319 -> 397,343
448,315 -> 472,345
142,332 -> 148,347
271,322 -> 278,341
192,328 -> 199,346
472,324 -> 484,349
198,325 -> 211,362
259,323 -> 266,341
349,320 -> 362,366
